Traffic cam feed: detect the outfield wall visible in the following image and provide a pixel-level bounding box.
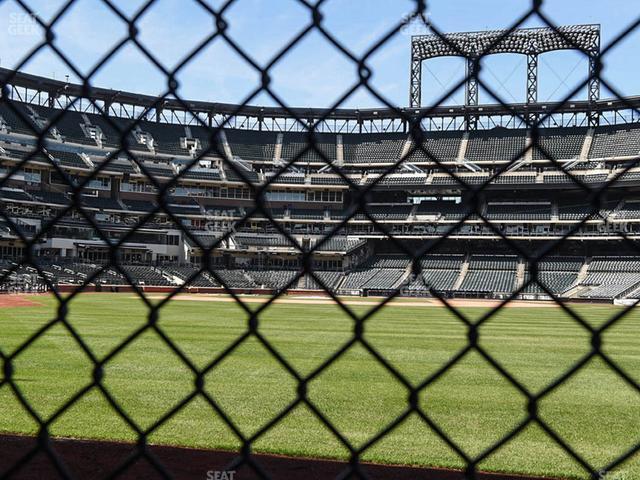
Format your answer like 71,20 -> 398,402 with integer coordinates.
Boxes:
19,285 -> 613,305
54,284 -> 332,297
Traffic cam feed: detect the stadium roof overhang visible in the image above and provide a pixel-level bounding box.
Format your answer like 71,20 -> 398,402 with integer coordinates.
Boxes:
1,67 -> 639,130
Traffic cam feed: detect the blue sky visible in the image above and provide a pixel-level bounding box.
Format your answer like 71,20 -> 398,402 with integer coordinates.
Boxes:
0,0 -> 638,109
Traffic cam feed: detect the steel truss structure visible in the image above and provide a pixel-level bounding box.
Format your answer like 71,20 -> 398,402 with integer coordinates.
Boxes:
2,66 -> 637,136
410,25 -> 602,127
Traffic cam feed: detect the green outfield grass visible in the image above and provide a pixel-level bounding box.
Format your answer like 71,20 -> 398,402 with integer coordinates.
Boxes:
1,293 -> 639,479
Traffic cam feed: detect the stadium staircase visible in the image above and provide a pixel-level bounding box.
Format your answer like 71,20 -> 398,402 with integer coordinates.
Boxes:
219,130 -> 234,165
182,128 -> 201,156
78,152 -> 93,169
524,131 -> 534,163
242,271 -> 256,286
551,202 -> 559,221
408,204 -> 418,221
335,135 -> 344,166
402,262 -> 414,289
457,132 -> 470,161
577,258 -> 591,284
391,276 -> 407,290
135,127 -> 155,155
274,134 -> 283,164
399,135 -> 413,162
580,128 -> 596,161
130,161 -> 142,175
28,106 -> 63,141
610,200 -> 625,219
565,258 -> 592,298
168,272 -> 186,286
79,114 -> 96,145
83,152 -> 96,170
159,267 -> 178,286
515,260 -> 526,291
295,275 -> 306,290
426,171 -> 434,184
227,236 -> 239,250
452,254 -> 470,291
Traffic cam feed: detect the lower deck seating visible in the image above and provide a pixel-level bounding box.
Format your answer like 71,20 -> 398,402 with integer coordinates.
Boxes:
579,272 -> 640,300
167,266 -> 218,287
406,270 -> 459,294
574,257 -> 640,299
457,255 -> 518,295
341,270 -> 378,291
0,261 -> 49,292
458,270 -> 516,294
214,269 -> 256,289
2,261 -> 128,287
3,254 -> 640,301
121,266 -> 174,286
580,283 -> 640,300
522,256 -> 583,296
247,270 -> 300,290
304,271 -> 344,291
360,268 -> 406,290
523,272 -> 578,295
421,255 -> 465,270
340,255 -> 409,292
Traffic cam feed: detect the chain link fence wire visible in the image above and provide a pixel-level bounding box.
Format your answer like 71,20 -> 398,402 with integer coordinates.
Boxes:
1,0 -> 640,478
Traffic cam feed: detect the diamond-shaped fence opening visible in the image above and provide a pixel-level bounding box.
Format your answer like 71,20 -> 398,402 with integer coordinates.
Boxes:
1,0 -> 640,479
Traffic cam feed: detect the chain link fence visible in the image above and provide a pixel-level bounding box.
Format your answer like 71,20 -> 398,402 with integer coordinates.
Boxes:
1,0 -> 640,478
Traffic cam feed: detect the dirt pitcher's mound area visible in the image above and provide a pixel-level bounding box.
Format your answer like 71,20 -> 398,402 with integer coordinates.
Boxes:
0,295 -> 43,308
0,435 -> 559,480
151,294 -> 561,309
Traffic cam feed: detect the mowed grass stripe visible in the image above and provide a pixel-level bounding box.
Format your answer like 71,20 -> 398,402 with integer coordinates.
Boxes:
0,294 -> 638,479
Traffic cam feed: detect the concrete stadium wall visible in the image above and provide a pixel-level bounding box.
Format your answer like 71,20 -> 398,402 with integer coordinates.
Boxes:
54,284 -> 331,297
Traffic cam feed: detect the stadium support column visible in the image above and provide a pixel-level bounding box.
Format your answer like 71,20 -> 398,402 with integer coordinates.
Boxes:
409,50 -> 422,108
526,53 -> 538,126
588,52 -> 601,127
526,54 -> 538,103
465,57 -> 479,130
465,57 -> 479,106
